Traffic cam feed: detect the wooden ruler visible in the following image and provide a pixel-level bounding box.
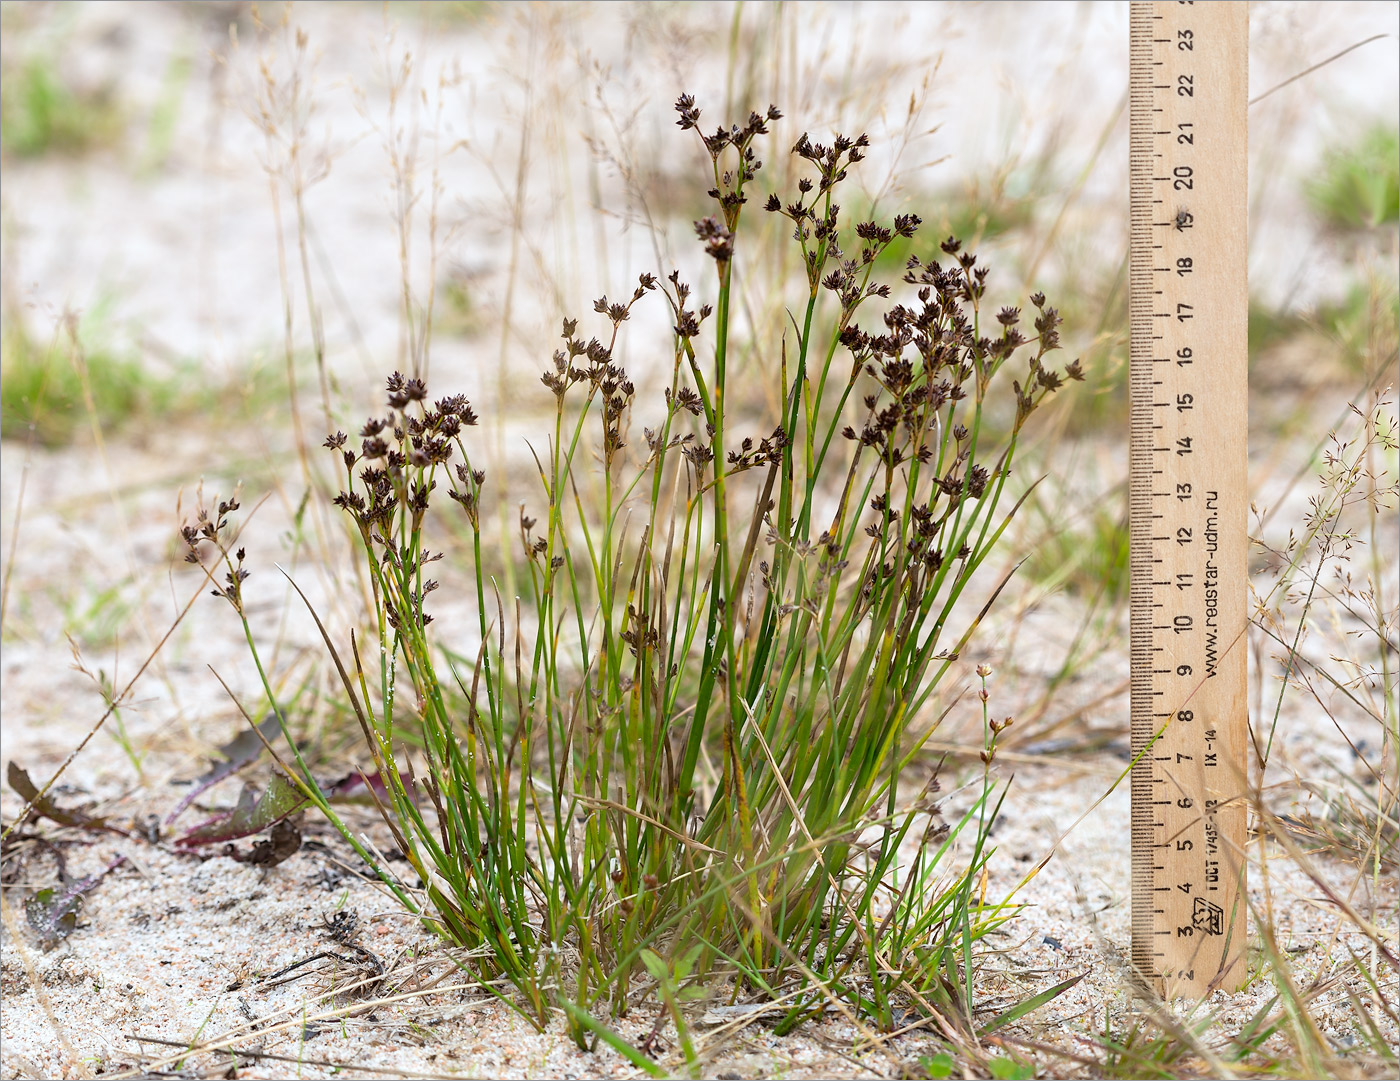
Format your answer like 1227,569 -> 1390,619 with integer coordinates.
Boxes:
1129,1 -> 1249,998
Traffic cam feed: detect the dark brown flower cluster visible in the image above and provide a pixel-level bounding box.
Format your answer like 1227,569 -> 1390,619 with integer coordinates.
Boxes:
830,235 -> 1083,606
830,241 -> 1084,474
760,131 -> 911,297
541,280 -> 657,471
322,373 -> 483,627
540,275 -> 653,414
619,601 -> 661,658
518,510 -> 558,570
664,385 -> 704,417
539,327 -> 611,403
681,435 -> 715,478
791,131 -> 869,192
664,269 -> 713,343
694,216 -> 735,265
674,93 -> 781,156
726,426 -> 789,472
676,94 -> 782,251
594,274 -> 657,325
180,495 -> 249,612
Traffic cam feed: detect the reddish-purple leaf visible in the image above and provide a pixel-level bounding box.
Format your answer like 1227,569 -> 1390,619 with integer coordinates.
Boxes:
175,770 -> 308,847
324,768 -> 415,805
165,714 -> 284,826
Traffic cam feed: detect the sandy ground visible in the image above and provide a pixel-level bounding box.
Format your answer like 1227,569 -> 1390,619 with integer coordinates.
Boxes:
2,2 -> 1396,1078
0,689 -> 1393,1080
0,430 -> 1392,1077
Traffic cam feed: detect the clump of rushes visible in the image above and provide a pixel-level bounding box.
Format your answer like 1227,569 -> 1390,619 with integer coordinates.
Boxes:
194,97 -> 1082,1049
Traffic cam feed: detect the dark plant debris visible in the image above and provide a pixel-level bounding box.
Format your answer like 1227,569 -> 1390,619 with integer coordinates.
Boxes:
226,816 -> 302,867
24,854 -> 125,949
252,907 -> 385,993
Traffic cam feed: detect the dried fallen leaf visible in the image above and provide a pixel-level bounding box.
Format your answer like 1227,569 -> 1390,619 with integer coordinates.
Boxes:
7,762 -> 129,837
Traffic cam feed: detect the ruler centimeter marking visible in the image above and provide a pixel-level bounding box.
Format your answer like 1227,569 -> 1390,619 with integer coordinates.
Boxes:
1129,1 -> 1249,998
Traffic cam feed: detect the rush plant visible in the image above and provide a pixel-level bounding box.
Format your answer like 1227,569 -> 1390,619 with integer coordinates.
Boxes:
186,96 -> 1082,1049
